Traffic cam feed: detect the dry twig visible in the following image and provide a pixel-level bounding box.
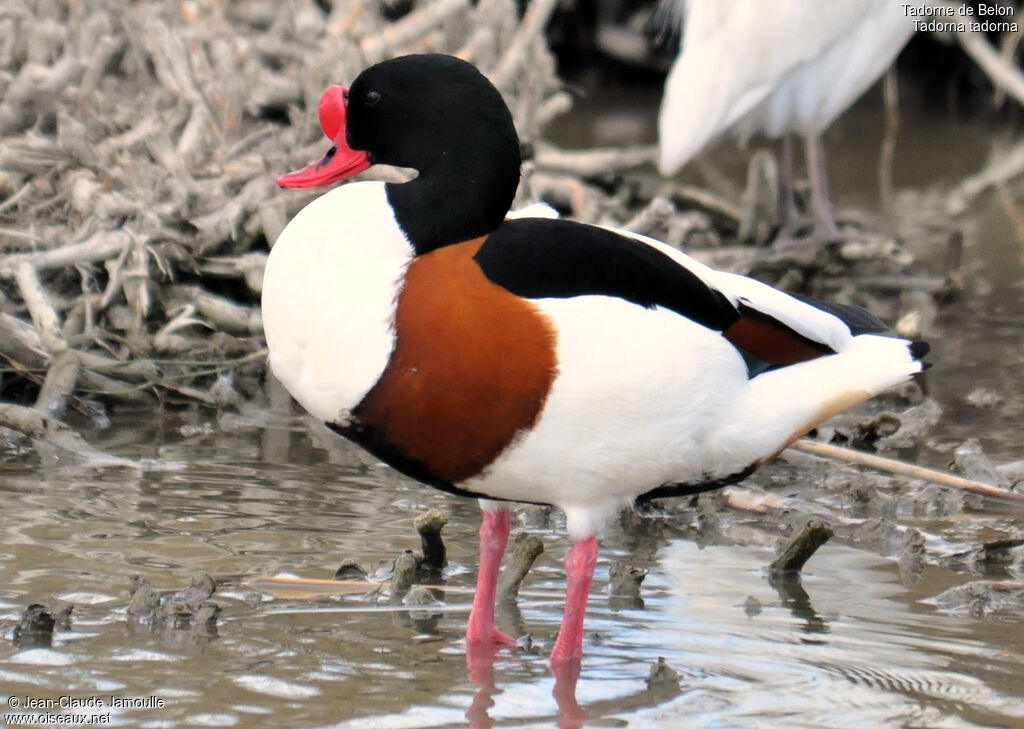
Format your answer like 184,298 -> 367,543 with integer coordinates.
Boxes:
790,439 -> 1024,504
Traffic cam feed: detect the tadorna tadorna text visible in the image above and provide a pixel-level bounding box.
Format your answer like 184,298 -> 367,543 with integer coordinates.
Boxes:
262,53 -> 929,664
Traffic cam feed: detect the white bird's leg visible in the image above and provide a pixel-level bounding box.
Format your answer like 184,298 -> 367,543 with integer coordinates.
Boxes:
804,132 -> 843,242
466,506 -> 516,646
773,135 -> 804,243
777,135 -> 798,228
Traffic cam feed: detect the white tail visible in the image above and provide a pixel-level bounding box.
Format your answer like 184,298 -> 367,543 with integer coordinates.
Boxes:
704,334 -> 927,472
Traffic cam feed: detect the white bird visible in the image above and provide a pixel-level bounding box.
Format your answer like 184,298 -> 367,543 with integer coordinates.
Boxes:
657,0 -> 915,241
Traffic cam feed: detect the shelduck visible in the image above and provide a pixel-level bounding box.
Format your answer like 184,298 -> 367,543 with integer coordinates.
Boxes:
262,54 -> 929,664
657,0 -> 915,240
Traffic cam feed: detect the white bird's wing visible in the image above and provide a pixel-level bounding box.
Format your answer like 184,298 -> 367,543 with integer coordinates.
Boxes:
658,0 -> 905,174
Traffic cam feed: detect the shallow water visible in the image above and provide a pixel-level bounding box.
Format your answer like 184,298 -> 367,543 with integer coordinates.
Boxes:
2,420 -> 1024,728
3,73 -> 1024,728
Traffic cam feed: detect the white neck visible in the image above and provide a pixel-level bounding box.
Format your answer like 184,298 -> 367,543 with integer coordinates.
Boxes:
262,182 -> 413,423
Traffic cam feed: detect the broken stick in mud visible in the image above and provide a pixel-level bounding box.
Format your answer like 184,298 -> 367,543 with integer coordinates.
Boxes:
791,439 -> 1024,504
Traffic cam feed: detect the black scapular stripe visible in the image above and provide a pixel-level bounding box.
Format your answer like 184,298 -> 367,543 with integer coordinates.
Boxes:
473,218 -> 739,331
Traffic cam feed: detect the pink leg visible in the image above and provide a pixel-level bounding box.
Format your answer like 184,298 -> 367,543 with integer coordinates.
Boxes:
466,509 -> 516,645
551,658 -> 587,728
465,642 -> 501,729
550,537 -> 598,664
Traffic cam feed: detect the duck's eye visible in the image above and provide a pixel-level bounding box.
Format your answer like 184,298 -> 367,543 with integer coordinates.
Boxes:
365,90 -> 381,106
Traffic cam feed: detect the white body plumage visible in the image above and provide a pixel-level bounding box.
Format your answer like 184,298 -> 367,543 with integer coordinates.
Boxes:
264,181 -> 923,541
